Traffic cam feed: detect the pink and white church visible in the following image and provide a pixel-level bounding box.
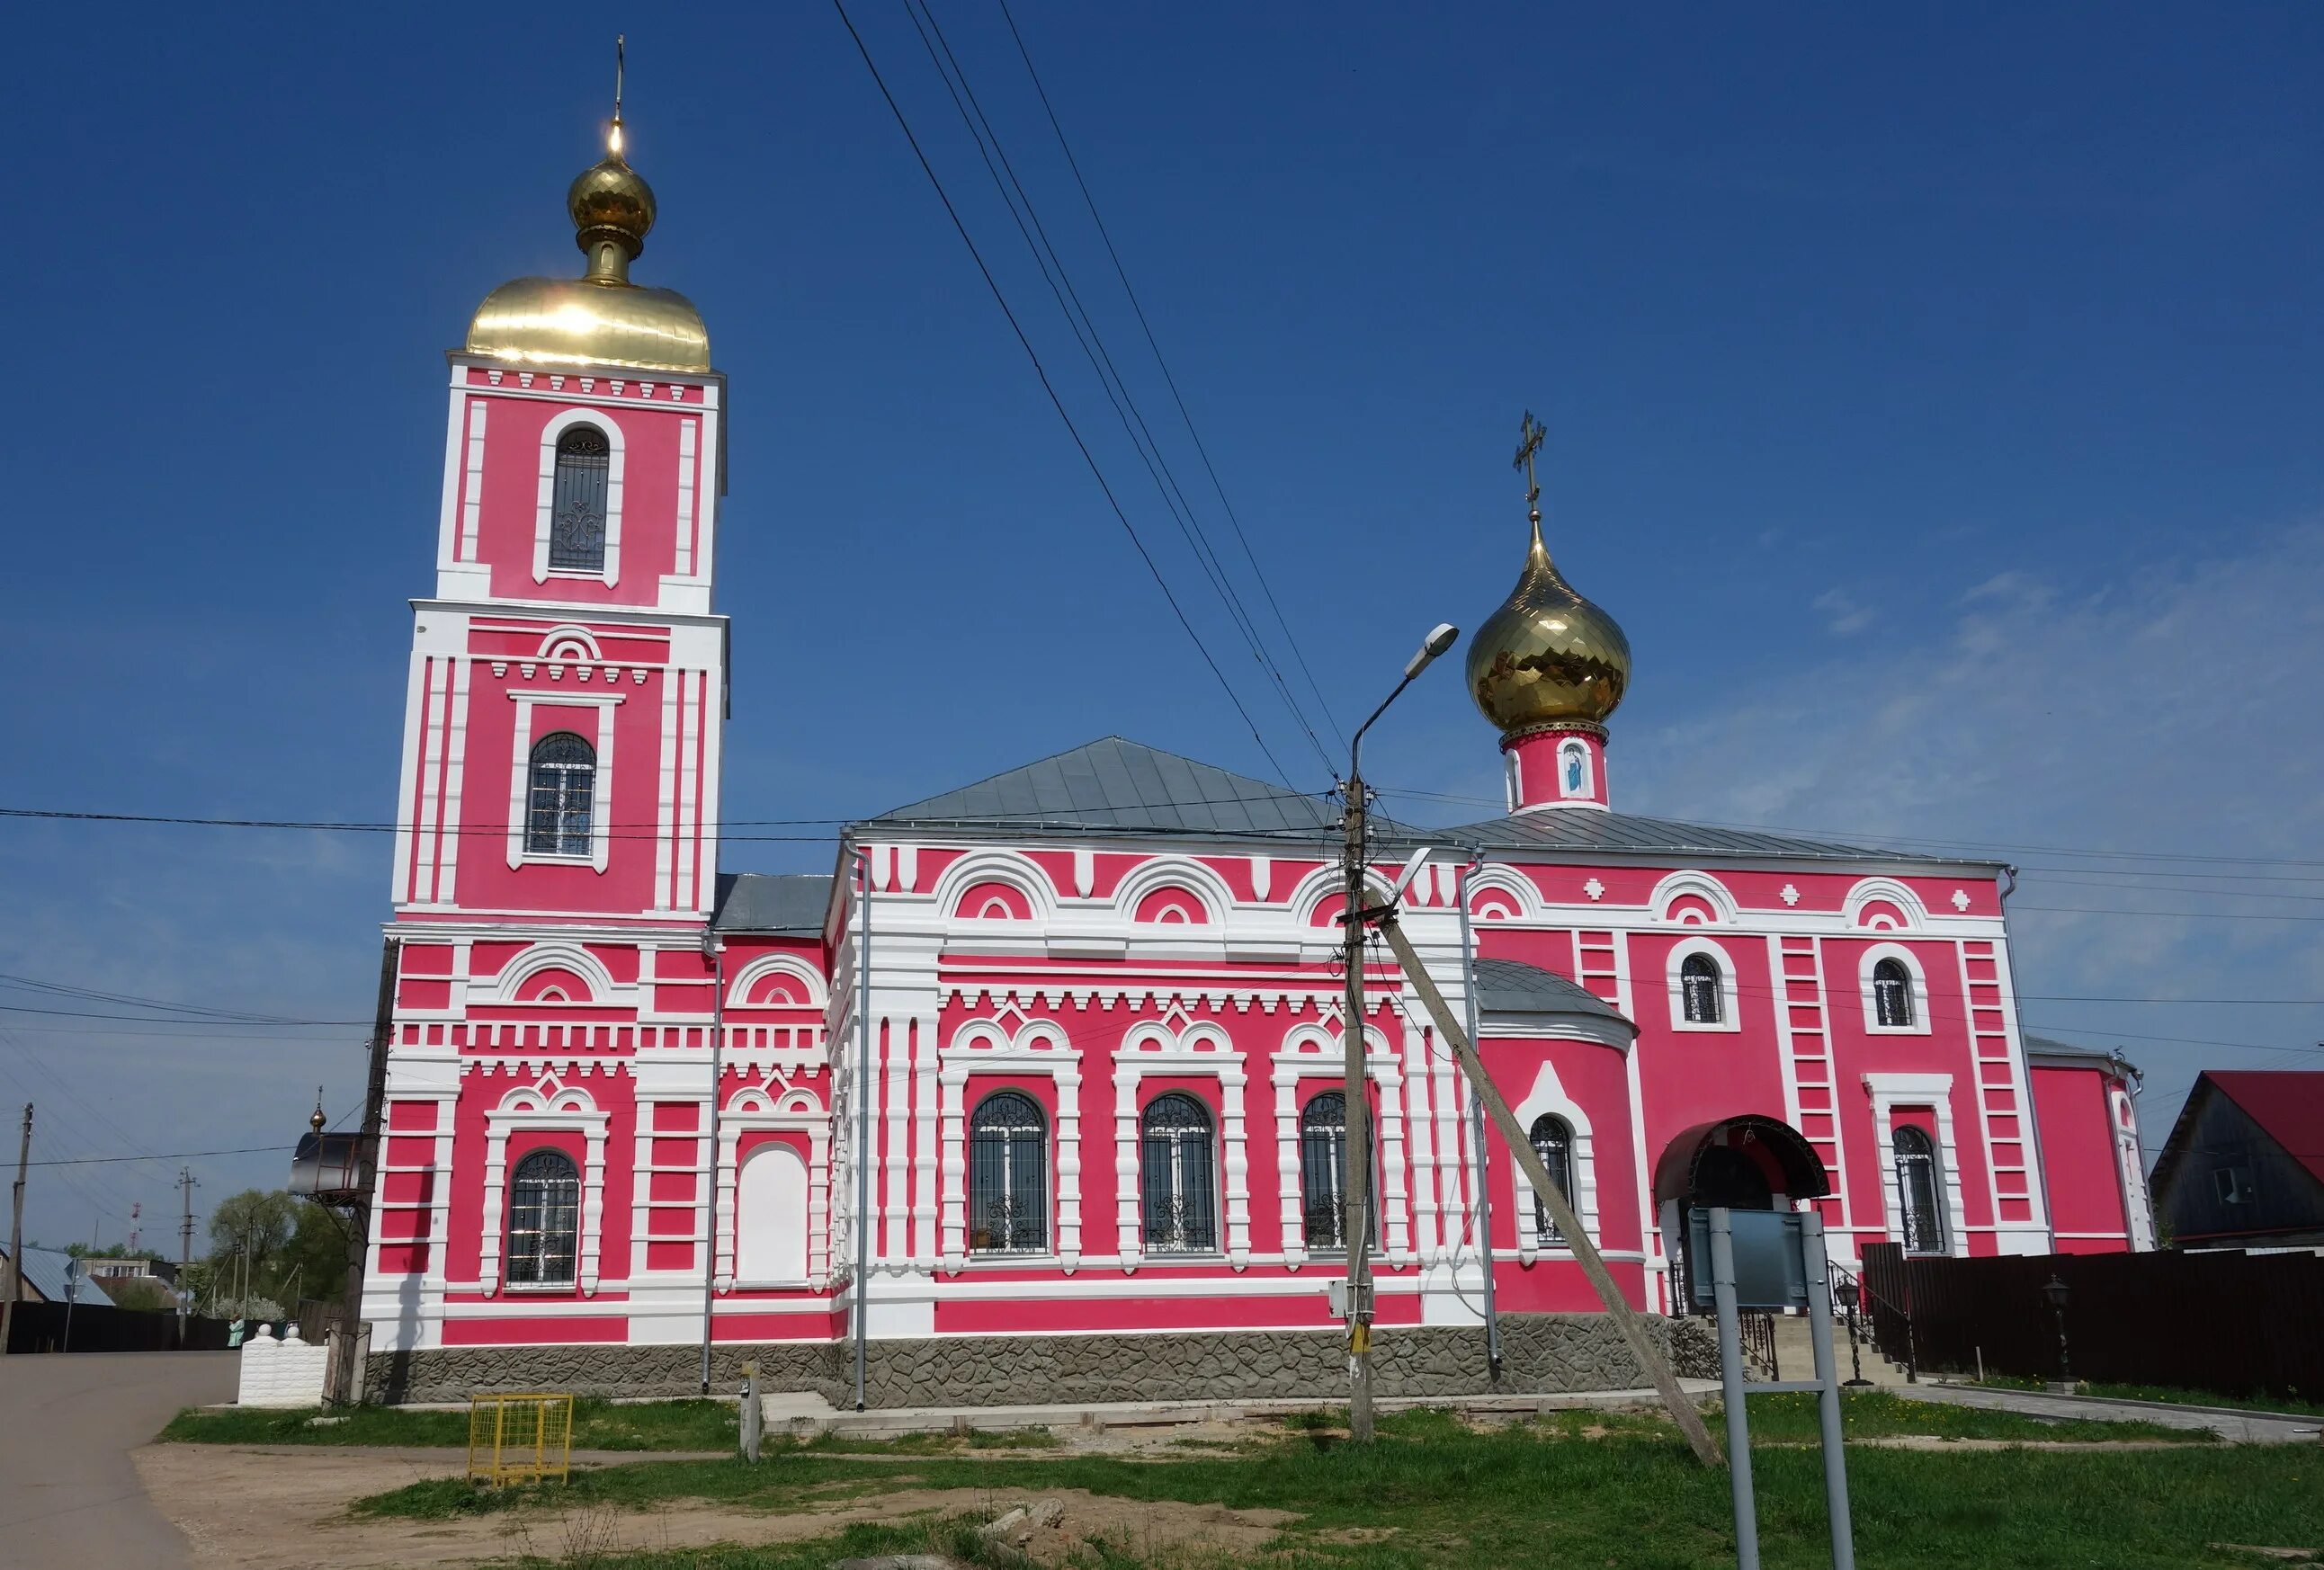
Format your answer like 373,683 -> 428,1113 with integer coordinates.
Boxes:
359,128 -> 2155,1403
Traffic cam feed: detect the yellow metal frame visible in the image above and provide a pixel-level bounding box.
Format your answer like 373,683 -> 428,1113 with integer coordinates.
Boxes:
466,1392 -> 576,1486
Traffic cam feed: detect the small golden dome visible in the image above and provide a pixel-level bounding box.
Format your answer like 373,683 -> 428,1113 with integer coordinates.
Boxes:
568,156 -> 657,261
463,138 -> 710,375
1467,515 -> 1632,733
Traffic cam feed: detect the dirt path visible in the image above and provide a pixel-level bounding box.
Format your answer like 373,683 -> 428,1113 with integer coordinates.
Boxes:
132,1444 -> 1298,1569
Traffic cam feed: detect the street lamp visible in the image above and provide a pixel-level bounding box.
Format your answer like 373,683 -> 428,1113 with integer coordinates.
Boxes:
2042,1274 -> 2073,1393
1339,620 -> 1460,1445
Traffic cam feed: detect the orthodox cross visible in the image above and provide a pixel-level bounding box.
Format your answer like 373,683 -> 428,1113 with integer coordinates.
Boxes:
1513,410 -> 1547,515
610,35 -> 628,156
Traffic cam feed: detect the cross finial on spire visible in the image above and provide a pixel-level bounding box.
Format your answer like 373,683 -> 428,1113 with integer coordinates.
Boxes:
1513,410 -> 1546,521
609,35 -> 627,158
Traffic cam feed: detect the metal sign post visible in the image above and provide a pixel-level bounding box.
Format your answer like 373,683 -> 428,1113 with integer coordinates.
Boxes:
1703,1206 -> 1856,1570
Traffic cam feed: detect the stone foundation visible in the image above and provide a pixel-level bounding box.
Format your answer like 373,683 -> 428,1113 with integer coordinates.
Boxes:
365,1315 -> 1717,1408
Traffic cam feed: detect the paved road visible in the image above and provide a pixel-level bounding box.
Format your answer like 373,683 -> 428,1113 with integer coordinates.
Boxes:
1898,1381 -> 2323,1443
0,1351 -> 235,1568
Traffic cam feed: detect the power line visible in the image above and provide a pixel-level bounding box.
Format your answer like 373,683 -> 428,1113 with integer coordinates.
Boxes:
832,0 -> 1303,792
30,1144 -> 294,1168
996,0 -> 1347,754
907,0 -> 1335,779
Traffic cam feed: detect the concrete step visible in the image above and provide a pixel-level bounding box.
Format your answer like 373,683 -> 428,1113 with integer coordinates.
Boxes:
1759,1314 -> 1912,1387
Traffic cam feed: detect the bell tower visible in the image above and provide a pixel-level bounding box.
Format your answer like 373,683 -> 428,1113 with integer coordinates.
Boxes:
391,106 -> 728,923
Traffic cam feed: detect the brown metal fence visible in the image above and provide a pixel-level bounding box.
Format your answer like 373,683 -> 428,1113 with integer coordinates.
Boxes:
1860,1242 -> 2324,1402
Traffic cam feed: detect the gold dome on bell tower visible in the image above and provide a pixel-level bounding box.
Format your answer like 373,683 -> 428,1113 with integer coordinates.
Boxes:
1466,413 -> 1632,735
463,41 -> 711,375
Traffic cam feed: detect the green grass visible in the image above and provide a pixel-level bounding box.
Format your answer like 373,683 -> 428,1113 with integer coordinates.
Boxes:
1736,1389 -> 2211,1444
158,1396 -> 740,1450
351,1401 -> 2299,1569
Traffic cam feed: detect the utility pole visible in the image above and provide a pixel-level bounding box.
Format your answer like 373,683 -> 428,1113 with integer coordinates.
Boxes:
328,936 -> 398,1405
1336,621 -> 1461,1444
1338,769 -> 1376,1441
4,1103 -> 30,1355
177,1167 -> 198,1273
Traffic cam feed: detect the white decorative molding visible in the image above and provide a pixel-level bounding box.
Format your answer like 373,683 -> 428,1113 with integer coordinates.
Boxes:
930,848 -> 1061,927
1844,877 -> 1929,932
1583,878 -> 1605,903
531,406 -> 625,586
1780,884 -> 1801,907
1950,888 -> 1971,913
1111,855 -> 1235,925
715,1082 -> 831,1290
1649,870 -> 1740,925
730,951 -> 831,1010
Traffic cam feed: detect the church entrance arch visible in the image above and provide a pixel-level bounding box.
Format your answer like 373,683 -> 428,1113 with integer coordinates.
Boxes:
1652,1115 -> 1829,1309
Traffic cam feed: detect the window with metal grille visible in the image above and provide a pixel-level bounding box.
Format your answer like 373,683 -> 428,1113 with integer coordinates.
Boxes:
1139,1093 -> 1218,1253
968,1091 -> 1049,1254
1680,953 -> 1723,1023
1528,1114 -> 1575,1244
1299,1092 -> 1376,1251
526,732 -> 595,856
506,1147 -> 581,1286
1873,959 -> 1915,1027
549,426 -> 611,572
1892,1125 -> 1946,1254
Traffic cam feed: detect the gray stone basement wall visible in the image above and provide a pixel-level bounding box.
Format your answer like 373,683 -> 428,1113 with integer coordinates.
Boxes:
365,1314 -> 1718,1408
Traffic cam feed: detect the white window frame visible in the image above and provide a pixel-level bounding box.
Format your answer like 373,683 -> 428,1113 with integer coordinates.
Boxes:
478,1080 -> 609,1296
1863,1072 -> 1970,1260
1557,738 -> 1595,800
532,408 -> 625,586
716,1084 -> 831,1291
1509,1062 -> 1600,1262
1666,936 -> 1742,1033
1272,1023 -> 1408,1267
505,691 -> 623,873
1112,1022 -> 1250,1268
1858,942 -> 1933,1036
936,1021 -> 1082,1273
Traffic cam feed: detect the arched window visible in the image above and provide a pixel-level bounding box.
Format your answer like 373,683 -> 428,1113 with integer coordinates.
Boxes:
968,1091 -> 1048,1254
1299,1092 -> 1377,1251
549,425 -> 611,572
1527,1114 -> 1576,1244
736,1143 -> 809,1283
1560,741 -> 1589,798
1892,1125 -> 1946,1254
526,732 -> 596,856
505,1147 -> 580,1286
1873,958 -> 1915,1028
1680,953 -> 1723,1024
1139,1093 -> 1218,1253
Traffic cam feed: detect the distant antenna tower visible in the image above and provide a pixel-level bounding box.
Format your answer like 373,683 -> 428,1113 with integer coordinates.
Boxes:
128,1200 -> 140,1254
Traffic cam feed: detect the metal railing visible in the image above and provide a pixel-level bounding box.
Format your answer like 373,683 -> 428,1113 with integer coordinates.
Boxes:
1738,1309 -> 1780,1381
1829,1255 -> 1917,1383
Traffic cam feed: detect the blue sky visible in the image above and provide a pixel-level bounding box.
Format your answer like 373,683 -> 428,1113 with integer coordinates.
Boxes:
4,4 -> 2320,1249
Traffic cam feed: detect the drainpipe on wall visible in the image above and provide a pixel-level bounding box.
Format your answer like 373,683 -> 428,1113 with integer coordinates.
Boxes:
853,847 -> 872,1412
1995,864 -> 2059,1251
1456,854 -> 1502,1381
699,928 -> 727,1396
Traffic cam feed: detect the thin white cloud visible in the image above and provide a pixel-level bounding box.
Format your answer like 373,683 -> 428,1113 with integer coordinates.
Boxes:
1813,587 -> 1876,637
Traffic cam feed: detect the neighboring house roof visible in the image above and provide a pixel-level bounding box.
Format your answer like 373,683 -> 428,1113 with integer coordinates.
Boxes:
2022,1034 -> 2141,1077
1471,959 -> 1630,1026
711,872 -> 835,936
0,1246 -> 112,1307
851,735 -> 1995,869
2201,1071 -> 2324,1190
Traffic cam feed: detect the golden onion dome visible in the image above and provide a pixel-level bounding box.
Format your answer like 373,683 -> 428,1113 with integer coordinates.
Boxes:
464,137 -> 710,375
1466,514 -> 1632,733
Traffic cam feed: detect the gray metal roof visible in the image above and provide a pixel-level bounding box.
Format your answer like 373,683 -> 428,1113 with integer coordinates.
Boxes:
847,736 -> 1993,869
2023,1034 -> 2141,1075
864,736 -> 1345,841
711,872 -> 834,936
0,1246 -> 112,1306
1471,959 -> 1631,1026
1445,807 -> 1989,866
